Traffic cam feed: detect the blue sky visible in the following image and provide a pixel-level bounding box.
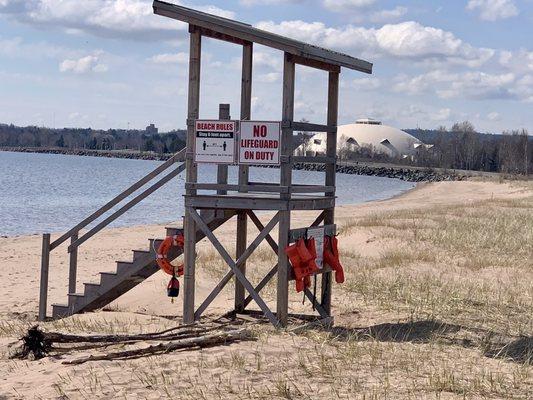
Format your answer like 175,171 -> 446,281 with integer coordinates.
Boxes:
0,0 -> 532,133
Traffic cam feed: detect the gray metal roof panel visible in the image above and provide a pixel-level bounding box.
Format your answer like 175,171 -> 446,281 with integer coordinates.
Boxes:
152,0 -> 372,74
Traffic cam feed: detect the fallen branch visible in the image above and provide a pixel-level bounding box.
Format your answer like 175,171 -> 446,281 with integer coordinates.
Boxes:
62,329 -> 253,365
11,322 -> 252,361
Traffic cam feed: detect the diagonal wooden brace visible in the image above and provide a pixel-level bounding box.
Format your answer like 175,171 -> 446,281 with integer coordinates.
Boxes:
304,287 -> 329,318
190,207 -> 280,325
246,209 -> 330,318
243,209 -> 328,311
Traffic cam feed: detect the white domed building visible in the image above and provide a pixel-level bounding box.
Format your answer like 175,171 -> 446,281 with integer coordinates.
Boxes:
301,118 -> 432,159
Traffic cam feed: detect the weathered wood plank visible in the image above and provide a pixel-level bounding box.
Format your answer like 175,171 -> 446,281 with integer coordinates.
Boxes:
38,233 -> 51,321
321,70 -> 339,316
50,149 -> 185,251
304,287 -> 329,318
277,52 -> 295,327
216,104 -> 230,195
235,211 -> 247,312
287,53 -> 340,73
287,121 -> 336,133
239,42 -> 252,190
196,26 -> 250,46
68,232 -> 78,294
183,28 -> 202,324
152,1 -> 373,73
68,165 -> 185,252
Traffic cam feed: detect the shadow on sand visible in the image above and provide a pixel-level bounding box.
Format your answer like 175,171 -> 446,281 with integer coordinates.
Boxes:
322,319 -> 532,365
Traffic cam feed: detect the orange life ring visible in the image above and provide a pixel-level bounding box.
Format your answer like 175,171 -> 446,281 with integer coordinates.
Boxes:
156,234 -> 184,276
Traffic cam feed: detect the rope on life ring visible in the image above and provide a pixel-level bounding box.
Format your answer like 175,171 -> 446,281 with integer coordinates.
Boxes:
156,234 -> 185,277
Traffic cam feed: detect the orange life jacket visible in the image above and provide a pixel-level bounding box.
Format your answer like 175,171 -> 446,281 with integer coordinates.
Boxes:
323,235 -> 344,283
285,238 -> 320,292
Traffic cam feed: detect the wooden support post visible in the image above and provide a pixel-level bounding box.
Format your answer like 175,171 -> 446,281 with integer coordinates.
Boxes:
216,103 -> 230,195
183,26 -> 202,324
68,232 -> 78,294
321,70 -> 339,316
38,233 -> 51,321
277,52 -> 295,327
239,42 -> 252,189
235,42 -> 253,312
234,211 -> 247,312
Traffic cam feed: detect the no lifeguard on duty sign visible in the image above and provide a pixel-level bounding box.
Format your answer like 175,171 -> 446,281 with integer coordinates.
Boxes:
238,121 -> 281,165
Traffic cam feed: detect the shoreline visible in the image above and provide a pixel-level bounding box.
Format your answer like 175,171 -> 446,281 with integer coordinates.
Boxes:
1,183 -> 420,239
1,146 -> 467,182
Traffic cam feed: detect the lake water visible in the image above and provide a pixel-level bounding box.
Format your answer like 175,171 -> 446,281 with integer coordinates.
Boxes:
0,151 -> 415,236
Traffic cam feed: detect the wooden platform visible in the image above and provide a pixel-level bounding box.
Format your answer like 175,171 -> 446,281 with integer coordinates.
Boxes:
185,193 -> 335,210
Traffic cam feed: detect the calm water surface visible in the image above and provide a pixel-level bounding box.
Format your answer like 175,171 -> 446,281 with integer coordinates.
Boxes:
0,151 -> 414,236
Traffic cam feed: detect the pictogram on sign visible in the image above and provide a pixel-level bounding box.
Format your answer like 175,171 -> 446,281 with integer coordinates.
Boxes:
194,120 -> 236,164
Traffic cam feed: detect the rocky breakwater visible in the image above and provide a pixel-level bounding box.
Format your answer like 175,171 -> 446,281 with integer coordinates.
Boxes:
0,147 -> 172,161
294,162 -> 465,182
1,147 -> 465,182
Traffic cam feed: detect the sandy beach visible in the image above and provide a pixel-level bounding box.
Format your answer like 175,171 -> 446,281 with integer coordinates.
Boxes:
1,179 -> 532,399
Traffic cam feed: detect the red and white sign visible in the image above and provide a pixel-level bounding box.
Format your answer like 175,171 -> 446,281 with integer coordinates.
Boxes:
238,121 -> 281,165
194,120 -> 236,164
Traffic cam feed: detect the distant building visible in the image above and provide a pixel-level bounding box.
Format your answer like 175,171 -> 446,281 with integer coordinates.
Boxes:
145,123 -> 158,135
301,118 -> 433,159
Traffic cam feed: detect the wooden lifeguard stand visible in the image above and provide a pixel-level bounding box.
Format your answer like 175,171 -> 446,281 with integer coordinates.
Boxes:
153,1 -> 372,327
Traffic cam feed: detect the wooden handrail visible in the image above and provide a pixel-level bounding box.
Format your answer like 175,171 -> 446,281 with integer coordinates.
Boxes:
68,162 -> 186,252
50,149 -> 185,250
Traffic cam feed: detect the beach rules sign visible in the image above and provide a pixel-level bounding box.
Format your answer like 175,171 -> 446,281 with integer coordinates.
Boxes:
238,121 -> 281,165
194,120 -> 236,164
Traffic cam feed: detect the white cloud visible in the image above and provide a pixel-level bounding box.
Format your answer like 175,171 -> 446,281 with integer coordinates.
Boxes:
253,51 -> 282,71
487,112 -> 501,121
466,0 -> 518,21
431,108 -> 452,121
148,52 -> 189,64
0,35 -> 71,59
0,0 -> 235,40
323,0 -> 376,12
351,77 -> 381,90
59,55 -> 108,74
368,6 -> 407,23
240,0 -> 302,5
256,20 -> 495,67
394,70 -> 520,101
499,49 -> 533,74
257,72 -> 281,83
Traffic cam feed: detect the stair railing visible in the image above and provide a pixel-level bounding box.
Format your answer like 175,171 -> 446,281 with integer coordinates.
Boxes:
38,148 -> 186,320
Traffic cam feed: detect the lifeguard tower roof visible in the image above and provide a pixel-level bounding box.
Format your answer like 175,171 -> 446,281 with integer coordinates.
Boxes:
153,0 -> 372,74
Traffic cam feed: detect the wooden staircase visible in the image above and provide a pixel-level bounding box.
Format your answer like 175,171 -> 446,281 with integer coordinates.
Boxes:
51,210 -> 234,319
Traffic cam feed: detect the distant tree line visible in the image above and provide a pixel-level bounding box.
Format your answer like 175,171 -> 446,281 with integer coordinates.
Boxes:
338,121 -> 531,175
0,124 -> 187,154
2,121 -> 531,175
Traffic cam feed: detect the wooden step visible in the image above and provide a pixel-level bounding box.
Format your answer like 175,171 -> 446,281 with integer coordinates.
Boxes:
99,271 -> 118,286
116,261 -> 134,275
51,303 -> 71,319
148,238 -> 164,251
165,226 -> 183,237
67,292 -> 84,308
133,249 -> 151,260
83,282 -> 102,297
52,211 -> 235,319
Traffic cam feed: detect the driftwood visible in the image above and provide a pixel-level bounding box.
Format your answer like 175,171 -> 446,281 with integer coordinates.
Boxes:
62,329 -> 251,365
11,321 -> 253,362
